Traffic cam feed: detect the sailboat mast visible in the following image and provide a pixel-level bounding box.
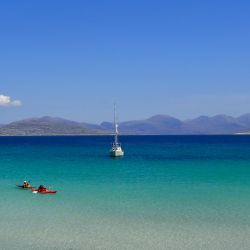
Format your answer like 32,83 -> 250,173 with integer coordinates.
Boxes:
110,103 -> 124,157
114,103 -> 118,145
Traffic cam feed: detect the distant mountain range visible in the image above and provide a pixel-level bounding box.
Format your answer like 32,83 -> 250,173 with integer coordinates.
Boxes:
0,117 -> 105,136
1,114 -> 250,135
99,114 -> 250,135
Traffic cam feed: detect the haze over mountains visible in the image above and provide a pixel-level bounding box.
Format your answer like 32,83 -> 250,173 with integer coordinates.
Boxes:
1,114 -> 250,135
100,114 -> 250,135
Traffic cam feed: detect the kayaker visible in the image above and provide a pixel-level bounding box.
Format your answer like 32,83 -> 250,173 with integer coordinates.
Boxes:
23,181 -> 31,188
38,185 -> 46,192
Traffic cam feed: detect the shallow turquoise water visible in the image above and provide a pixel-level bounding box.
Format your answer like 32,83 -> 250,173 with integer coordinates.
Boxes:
1,136 -> 250,249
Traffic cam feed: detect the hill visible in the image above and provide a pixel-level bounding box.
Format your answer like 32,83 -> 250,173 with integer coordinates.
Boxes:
1,114 -> 250,135
100,114 -> 250,135
0,116 -> 105,136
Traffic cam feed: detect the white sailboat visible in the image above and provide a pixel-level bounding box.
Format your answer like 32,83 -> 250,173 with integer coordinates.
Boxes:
110,104 -> 124,157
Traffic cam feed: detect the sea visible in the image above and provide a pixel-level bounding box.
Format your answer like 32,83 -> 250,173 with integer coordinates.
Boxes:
0,135 -> 250,250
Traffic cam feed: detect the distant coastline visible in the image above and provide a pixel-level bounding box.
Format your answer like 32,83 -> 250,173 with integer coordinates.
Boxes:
1,114 -> 250,136
235,132 -> 250,135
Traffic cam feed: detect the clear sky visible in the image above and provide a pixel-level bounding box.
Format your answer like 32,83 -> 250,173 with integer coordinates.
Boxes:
0,0 -> 250,124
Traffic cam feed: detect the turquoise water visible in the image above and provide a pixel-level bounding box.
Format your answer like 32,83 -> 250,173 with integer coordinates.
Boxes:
1,136 -> 250,250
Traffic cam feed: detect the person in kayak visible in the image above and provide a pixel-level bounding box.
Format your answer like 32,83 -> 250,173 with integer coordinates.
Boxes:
38,185 -> 47,192
23,181 -> 31,188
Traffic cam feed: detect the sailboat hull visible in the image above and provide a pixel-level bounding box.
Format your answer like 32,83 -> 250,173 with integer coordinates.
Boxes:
110,148 -> 124,157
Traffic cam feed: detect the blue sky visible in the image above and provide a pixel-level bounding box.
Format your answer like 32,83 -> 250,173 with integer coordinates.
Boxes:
1,0 -> 250,123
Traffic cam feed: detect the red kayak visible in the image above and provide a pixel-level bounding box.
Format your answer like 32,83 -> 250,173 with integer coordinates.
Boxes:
17,185 -> 35,189
31,188 -> 57,194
